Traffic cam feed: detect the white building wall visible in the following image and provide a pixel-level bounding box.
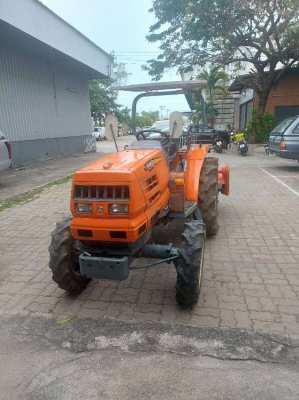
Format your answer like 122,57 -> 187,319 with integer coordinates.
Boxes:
0,43 -> 92,143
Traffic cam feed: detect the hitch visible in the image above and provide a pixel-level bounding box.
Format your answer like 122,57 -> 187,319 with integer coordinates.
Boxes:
79,243 -> 181,281
139,243 -> 180,259
130,243 -> 180,271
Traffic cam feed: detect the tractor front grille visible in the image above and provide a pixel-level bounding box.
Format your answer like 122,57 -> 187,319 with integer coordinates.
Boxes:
74,185 -> 130,201
145,175 -> 159,192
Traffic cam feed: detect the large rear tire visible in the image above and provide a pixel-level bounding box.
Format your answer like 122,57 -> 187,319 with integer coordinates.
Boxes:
49,217 -> 90,294
175,211 -> 205,308
199,157 -> 219,237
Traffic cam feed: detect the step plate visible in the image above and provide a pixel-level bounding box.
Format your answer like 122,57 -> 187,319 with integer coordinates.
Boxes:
79,254 -> 129,281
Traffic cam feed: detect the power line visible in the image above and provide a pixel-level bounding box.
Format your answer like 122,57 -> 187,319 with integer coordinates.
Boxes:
114,51 -> 160,53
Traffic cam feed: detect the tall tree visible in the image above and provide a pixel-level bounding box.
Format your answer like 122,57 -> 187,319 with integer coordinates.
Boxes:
136,111 -> 160,128
147,0 -> 299,115
89,78 -> 119,124
89,56 -> 130,125
191,66 -> 229,124
117,107 -> 132,127
198,66 -> 229,104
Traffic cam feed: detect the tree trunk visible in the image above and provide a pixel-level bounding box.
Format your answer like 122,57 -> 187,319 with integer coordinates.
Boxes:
256,87 -> 271,117
251,85 -> 273,144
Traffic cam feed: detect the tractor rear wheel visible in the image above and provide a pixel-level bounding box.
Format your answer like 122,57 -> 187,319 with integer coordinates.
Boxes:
175,210 -> 205,308
199,157 -> 219,236
49,217 -> 90,294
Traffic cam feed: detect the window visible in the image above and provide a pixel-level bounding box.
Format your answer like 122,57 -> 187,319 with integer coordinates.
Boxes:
275,106 -> 299,123
292,123 -> 299,134
239,101 -> 253,130
240,104 -> 247,130
270,117 -> 297,135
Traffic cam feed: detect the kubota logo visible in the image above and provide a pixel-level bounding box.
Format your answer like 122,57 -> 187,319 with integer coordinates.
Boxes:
144,158 -> 161,171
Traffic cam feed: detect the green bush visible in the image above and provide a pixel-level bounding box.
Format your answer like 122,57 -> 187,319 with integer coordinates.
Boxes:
246,110 -> 276,143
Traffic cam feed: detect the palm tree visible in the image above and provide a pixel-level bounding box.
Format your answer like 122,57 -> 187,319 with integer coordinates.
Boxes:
198,66 -> 229,104
196,66 -> 229,125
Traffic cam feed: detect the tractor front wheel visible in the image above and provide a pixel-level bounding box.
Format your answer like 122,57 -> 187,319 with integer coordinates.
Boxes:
175,211 -> 205,308
49,217 -> 90,294
199,157 -> 219,236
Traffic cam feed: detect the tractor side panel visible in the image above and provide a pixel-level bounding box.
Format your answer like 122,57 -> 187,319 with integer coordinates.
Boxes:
134,153 -> 170,209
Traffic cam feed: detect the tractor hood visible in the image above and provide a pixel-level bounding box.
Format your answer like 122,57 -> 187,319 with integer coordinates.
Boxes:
70,147 -> 170,242
74,149 -> 164,183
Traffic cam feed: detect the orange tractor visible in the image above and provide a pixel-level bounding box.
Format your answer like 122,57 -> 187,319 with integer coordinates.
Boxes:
49,81 -> 230,307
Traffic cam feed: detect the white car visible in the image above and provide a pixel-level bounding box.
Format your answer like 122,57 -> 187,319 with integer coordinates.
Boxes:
92,127 -> 106,141
0,132 -> 12,171
151,120 -> 170,134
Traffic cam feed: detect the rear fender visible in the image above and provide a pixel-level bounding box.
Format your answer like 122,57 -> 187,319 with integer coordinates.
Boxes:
184,145 -> 209,202
218,165 -> 230,195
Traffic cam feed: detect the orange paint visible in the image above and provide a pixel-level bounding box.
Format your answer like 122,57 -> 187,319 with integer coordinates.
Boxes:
184,145 -> 209,201
71,148 -> 170,242
70,144 -> 230,243
218,165 -> 230,196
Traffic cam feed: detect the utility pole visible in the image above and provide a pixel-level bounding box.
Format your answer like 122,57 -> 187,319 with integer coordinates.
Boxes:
159,106 -> 166,119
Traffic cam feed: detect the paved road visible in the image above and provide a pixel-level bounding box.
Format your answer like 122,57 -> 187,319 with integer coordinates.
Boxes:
2,315 -> 299,400
0,136 -> 133,202
1,148 -> 299,398
0,150 -> 299,336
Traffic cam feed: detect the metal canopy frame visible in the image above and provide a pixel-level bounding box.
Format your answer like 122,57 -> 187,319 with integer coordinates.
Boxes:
114,80 -> 208,135
114,80 -> 207,93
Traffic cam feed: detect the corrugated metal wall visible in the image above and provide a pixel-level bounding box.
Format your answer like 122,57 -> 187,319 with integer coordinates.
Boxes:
0,42 -> 92,142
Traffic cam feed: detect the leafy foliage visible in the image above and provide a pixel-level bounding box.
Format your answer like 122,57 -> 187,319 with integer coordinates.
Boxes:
116,108 -> 160,129
194,66 -> 229,124
198,66 -> 229,102
191,99 -> 218,124
116,107 -> 131,126
246,109 -> 276,143
147,0 -> 299,114
135,111 -> 160,128
89,78 -> 160,130
89,56 -> 130,125
89,78 -> 119,125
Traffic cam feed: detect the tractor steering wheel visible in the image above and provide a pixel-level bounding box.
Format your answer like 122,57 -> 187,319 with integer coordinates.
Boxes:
136,131 -> 147,141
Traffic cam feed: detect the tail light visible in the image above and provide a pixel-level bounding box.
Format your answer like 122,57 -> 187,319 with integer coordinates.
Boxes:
280,141 -> 286,151
5,142 -> 12,160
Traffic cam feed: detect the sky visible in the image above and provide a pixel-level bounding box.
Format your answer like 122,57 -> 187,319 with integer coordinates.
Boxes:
42,0 -> 189,116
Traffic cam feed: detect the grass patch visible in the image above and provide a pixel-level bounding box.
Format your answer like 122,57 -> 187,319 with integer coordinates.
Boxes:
0,175 -> 72,212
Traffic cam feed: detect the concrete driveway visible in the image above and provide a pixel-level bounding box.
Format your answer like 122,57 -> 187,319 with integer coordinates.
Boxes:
2,315 -> 299,400
0,136 -> 133,203
261,161 -> 299,194
1,148 -> 299,398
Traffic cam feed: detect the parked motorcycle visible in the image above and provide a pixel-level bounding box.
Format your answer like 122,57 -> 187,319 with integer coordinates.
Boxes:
232,131 -> 248,156
213,137 -> 224,153
238,140 -> 248,156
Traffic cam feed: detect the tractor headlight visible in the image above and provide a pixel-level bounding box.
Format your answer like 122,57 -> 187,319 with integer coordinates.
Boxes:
109,204 -> 129,215
76,203 -> 91,214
